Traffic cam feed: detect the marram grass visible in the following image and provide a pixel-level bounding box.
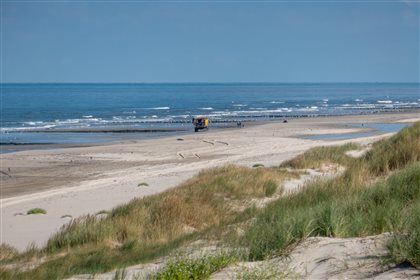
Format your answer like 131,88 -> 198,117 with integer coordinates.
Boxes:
0,165 -> 295,279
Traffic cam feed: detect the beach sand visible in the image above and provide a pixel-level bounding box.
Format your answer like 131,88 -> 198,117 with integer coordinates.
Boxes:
1,111 -> 419,251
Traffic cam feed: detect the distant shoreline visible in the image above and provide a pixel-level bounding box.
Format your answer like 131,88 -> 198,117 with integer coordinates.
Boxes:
6,127 -> 189,133
1,110 -> 418,153
1,108 -> 419,133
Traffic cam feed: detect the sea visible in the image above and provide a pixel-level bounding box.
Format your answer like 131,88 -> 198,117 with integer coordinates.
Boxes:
1,83 -> 419,148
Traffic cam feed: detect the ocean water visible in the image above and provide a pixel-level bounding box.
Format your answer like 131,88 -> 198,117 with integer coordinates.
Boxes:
1,83 -> 419,145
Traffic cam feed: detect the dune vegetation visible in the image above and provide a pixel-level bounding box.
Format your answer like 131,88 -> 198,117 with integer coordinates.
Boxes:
0,166 -> 297,279
0,122 -> 419,279
26,208 -> 47,215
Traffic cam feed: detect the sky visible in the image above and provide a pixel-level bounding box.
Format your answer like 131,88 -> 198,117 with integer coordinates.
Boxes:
1,0 -> 419,83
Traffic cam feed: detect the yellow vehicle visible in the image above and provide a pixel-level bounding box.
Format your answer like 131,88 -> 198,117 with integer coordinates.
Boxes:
192,116 -> 209,132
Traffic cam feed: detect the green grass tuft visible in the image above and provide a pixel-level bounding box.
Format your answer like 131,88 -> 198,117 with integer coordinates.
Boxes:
26,208 -> 47,215
387,199 -> 420,269
234,261 -> 299,280
148,251 -> 238,280
0,244 -> 18,262
263,180 -> 278,197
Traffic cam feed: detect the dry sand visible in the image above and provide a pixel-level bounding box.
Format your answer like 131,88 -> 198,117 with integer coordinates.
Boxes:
212,233 -> 420,280
68,232 -> 420,279
1,111 -> 419,251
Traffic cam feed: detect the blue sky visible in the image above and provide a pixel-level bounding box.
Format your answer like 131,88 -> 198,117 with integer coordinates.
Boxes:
1,1 -> 419,83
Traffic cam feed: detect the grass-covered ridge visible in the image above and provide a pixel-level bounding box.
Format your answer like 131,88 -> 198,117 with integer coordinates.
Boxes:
285,122 -> 420,173
1,122 -> 419,279
46,165 -> 295,252
243,122 -> 420,263
243,162 -> 420,261
0,166 -> 296,279
281,142 -> 360,169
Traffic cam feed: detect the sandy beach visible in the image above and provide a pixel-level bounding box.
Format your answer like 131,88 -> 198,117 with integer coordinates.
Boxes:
1,111 -> 419,251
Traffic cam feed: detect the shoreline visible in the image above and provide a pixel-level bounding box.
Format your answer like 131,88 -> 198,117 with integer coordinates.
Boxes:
2,127 -> 190,133
1,110 -> 419,250
1,109 -> 419,154
2,108 -> 419,133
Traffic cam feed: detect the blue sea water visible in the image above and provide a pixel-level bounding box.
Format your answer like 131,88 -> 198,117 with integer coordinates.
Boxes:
1,83 -> 419,145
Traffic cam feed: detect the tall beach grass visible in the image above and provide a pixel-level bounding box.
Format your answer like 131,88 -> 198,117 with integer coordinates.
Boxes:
243,122 -> 420,265
1,166 -> 296,279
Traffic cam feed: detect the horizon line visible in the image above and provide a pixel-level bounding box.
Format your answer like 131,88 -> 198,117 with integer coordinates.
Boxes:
1,81 -> 420,84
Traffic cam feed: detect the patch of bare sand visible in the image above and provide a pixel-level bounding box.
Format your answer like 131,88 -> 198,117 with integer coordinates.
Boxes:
346,147 -> 370,158
395,117 -> 420,123
212,234 -> 420,279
